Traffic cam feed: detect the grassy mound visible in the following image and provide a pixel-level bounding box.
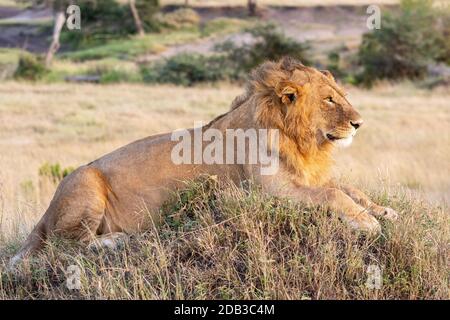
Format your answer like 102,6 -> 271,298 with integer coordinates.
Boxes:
0,177 -> 448,299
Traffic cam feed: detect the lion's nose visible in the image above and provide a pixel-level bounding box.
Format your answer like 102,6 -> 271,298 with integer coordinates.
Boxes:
350,119 -> 363,129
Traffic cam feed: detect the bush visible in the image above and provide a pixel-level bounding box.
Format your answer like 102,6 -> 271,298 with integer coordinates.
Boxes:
141,53 -> 229,86
358,0 -> 449,85
141,23 -> 310,86
215,23 -> 310,79
13,54 -> 47,81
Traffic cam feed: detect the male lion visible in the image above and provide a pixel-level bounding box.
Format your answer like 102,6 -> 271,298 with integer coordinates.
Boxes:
10,57 -> 397,266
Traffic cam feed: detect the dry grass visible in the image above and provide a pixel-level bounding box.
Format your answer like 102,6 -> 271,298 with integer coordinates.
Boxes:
1,178 -> 448,299
0,81 -> 448,299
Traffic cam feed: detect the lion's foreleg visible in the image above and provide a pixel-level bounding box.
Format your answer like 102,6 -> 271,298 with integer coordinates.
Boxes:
334,183 -> 398,221
261,177 -> 381,233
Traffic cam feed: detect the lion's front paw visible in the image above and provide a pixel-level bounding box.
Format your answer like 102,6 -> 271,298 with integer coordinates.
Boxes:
345,212 -> 381,234
370,205 -> 398,221
383,207 -> 398,221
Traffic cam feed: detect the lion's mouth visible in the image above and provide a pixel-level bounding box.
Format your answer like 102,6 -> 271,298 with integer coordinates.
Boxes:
326,133 -> 343,141
325,131 -> 355,148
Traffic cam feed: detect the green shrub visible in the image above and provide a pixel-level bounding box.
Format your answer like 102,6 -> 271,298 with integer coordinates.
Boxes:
13,54 -> 47,80
141,53 -> 228,86
38,162 -> 75,184
141,23 -> 310,86
358,0 -> 449,85
215,23 -> 310,79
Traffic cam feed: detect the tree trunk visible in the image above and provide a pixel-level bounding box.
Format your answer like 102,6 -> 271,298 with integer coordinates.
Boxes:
129,0 -> 145,37
248,0 -> 257,16
45,10 -> 65,68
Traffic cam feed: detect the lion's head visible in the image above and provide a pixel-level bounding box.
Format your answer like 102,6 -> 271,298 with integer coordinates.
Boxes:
227,57 -> 364,183
248,57 -> 363,150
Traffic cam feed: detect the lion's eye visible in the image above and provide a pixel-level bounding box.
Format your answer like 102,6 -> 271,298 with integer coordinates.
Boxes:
325,97 -> 334,103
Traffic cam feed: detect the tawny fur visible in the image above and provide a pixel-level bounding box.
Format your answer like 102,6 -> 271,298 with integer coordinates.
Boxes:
11,57 -> 398,266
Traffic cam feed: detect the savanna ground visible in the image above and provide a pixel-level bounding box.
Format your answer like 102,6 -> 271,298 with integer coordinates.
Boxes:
0,82 -> 448,299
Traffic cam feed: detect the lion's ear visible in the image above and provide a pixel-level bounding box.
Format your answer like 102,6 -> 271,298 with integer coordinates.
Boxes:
275,81 -> 298,105
320,70 -> 335,81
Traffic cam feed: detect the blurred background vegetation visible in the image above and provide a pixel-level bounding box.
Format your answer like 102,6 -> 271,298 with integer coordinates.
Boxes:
0,0 -> 448,87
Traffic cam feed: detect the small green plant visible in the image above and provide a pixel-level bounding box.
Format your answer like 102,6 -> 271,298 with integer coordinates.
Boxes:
38,162 -> 75,184
13,54 -> 47,81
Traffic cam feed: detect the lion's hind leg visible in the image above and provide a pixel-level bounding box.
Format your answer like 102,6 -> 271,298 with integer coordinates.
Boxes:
51,166 -> 112,242
9,166 -> 113,269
